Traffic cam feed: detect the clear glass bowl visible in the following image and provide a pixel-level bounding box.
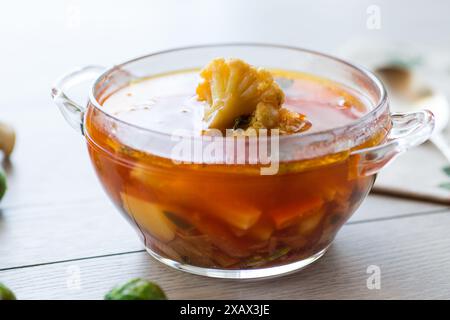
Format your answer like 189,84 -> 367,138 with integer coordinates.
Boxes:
52,44 -> 434,279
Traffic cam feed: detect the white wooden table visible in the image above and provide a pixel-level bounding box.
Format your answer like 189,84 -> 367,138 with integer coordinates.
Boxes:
1,0 -> 450,300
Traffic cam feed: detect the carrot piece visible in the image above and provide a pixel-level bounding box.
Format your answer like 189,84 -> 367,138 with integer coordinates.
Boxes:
270,195 -> 324,230
176,188 -> 262,230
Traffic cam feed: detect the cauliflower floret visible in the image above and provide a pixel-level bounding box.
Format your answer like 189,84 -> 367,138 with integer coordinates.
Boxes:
248,102 -> 280,130
197,58 -> 285,130
197,58 -> 311,135
247,103 -> 311,134
277,108 -> 312,134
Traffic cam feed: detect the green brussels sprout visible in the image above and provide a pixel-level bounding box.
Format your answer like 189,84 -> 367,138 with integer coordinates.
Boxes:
0,282 -> 16,300
0,171 -> 6,201
105,278 -> 167,300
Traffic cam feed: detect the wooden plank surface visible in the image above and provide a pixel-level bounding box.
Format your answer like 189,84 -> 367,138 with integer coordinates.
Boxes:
1,106 -> 104,209
0,193 -> 447,271
0,200 -> 141,270
2,212 -> 450,300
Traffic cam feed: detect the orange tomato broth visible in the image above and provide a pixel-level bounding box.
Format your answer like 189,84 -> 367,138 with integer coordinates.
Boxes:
84,69 -> 388,269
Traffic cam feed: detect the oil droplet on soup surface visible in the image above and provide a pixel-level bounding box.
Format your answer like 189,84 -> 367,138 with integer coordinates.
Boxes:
101,70 -> 370,136
102,72 -> 205,135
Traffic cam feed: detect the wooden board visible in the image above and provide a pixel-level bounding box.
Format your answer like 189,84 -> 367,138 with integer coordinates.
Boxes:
2,212 -> 450,300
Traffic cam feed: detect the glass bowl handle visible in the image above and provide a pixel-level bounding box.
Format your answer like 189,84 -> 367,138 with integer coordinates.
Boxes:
51,66 -> 104,135
351,110 -> 435,177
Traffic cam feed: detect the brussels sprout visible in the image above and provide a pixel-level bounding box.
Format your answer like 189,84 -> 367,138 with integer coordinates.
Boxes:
0,282 -> 16,300
105,278 -> 167,300
0,171 -> 6,201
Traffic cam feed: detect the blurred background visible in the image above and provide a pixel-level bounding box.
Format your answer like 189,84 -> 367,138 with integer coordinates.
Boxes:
1,0 -> 450,206
2,0 -> 449,113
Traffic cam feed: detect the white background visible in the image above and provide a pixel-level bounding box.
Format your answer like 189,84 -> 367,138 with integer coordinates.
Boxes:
1,0 -> 449,115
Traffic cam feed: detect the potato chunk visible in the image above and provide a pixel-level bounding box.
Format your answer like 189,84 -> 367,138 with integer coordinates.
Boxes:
120,193 -> 175,242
